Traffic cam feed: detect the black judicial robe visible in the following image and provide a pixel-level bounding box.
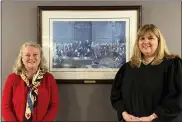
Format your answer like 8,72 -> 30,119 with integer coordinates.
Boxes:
110,57 -> 182,122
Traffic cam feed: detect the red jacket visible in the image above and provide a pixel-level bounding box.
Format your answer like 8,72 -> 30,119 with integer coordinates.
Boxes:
2,72 -> 59,121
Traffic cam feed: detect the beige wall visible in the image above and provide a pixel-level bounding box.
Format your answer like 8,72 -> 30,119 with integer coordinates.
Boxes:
2,1 -> 181,121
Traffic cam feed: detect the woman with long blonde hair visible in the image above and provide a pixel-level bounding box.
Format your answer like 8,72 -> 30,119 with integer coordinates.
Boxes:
111,24 -> 182,122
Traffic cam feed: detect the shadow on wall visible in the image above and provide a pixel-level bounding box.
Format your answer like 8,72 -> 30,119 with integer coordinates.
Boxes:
55,84 -> 81,121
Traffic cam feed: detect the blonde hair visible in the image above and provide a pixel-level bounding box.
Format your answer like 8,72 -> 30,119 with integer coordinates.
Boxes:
13,42 -> 48,74
130,24 -> 177,68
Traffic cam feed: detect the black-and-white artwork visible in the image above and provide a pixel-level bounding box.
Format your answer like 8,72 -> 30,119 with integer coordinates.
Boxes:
52,21 -> 126,69
39,6 -> 141,80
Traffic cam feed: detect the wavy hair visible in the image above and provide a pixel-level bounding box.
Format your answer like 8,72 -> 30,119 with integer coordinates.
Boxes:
13,42 -> 48,74
130,24 -> 177,68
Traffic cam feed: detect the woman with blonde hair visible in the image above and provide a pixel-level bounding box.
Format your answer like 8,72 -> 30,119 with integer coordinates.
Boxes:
110,24 -> 182,122
2,42 -> 59,121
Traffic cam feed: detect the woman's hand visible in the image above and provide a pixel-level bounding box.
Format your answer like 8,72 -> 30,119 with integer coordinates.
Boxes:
122,111 -> 140,121
139,113 -> 157,122
139,116 -> 152,121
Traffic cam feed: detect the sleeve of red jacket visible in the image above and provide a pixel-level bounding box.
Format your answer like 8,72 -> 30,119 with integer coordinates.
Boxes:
2,74 -> 17,121
43,74 -> 59,121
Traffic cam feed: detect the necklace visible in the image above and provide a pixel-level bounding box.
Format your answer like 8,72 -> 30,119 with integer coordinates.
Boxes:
142,60 -> 151,65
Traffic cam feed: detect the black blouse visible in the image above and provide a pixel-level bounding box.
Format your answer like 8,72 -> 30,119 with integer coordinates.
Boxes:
110,57 -> 182,122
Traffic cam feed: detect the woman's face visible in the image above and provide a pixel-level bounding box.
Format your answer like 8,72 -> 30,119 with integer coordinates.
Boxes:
138,32 -> 158,57
22,46 -> 41,71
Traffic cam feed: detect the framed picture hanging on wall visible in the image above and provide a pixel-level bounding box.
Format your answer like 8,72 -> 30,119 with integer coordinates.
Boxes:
37,6 -> 142,83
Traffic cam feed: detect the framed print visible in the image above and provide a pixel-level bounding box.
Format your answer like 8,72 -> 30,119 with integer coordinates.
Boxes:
37,6 -> 142,83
